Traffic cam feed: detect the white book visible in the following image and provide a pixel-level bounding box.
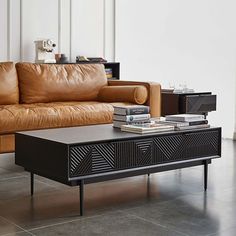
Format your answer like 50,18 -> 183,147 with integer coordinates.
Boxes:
113,120 -> 150,128
121,123 -> 174,134
165,114 -> 205,122
175,124 -> 210,131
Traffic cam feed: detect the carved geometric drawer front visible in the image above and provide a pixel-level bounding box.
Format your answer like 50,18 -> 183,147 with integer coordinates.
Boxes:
115,139 -> 153,169
70,146 -> 92,177
70,143 -> 115,177
69,130 -> 220,178
153,135 -> 185,163
185,130 -> 219,159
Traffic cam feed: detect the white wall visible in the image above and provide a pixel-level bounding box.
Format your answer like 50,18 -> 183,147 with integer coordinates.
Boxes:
116,0 -> 236,139
0,0 -> 235,138
0,0 -> 115,62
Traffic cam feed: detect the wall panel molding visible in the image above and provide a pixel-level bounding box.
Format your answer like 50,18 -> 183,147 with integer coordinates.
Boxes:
104,0 -> 115,61
21,0 -> 59,62
58,0 -> 61,53
20,0 -> 23,61
7,0 -> 11,60
70,0 -> 72,61
1,0 -> 116,63
0,0 -> 8,61
71,0 -> 105,61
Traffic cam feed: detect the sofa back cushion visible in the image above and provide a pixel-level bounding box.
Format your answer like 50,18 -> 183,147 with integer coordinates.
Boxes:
0,62 -> 19,105
16,63 -> 107,104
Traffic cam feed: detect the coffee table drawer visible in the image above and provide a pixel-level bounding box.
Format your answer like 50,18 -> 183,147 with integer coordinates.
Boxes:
153,130 -> 220,163
69,139 -> 153,177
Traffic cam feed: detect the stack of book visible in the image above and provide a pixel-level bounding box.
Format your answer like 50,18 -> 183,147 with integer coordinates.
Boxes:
105,68 -> 113,79
113,105 -> 151,128
158,114 -> 209,130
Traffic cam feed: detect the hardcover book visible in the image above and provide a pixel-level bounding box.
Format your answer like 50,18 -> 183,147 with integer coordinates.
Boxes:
113,105 -> 150,115
113,114 -> 151,122
113,120 -> 150,128
121,123 -> 174,134
165,114 -> 205,122
174,124 -> 210,131
157,119 -> 208,127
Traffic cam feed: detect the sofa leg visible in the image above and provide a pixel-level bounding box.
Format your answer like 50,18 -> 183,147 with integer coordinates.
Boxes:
147,173 -> 150,177
30,172 -> 34,196
80,180 -> 84,216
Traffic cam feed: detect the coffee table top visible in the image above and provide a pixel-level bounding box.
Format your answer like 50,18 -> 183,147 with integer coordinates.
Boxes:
16,124 -> 217,145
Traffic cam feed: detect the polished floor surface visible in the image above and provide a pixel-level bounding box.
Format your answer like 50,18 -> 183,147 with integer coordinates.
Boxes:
0,139 -> 235,236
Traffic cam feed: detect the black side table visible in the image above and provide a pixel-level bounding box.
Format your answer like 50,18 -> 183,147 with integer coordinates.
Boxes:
161,91 -> 216,117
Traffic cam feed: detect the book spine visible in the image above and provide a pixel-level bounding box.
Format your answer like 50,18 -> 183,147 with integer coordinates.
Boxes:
188,120 -> 208,126
113,120 -> 150,128
126,107 -> 150,115
114,114 -> 151,122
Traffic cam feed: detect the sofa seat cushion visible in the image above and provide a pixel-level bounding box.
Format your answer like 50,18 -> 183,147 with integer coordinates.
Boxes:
0,101 -> 132,134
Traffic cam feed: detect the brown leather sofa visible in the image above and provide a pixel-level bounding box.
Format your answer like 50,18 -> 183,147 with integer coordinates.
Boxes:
0,62 -> 161,153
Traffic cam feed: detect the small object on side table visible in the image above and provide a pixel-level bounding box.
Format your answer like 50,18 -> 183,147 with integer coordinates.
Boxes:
56,54 -> 69,64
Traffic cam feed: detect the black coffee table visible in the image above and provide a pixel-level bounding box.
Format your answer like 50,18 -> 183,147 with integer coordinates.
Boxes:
15,124 -> 221,215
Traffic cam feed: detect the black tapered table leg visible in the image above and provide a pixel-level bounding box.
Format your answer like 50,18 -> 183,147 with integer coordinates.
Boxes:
31,172 -> 34,196
204,160 -> 208,191
80,180 -> 84,216
147,173 -> 150,177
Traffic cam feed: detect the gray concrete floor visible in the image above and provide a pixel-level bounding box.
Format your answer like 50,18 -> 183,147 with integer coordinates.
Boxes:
0,139 -> 235,236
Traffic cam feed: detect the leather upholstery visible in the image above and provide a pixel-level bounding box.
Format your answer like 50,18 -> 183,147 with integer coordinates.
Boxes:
0,101 -> 132,135
16,63 -> 107,104
0,62 -> 19,105
0,62 -> 161,153
0,134 -> 15,153
98,85 -> 148,104
108,80 -> 161,117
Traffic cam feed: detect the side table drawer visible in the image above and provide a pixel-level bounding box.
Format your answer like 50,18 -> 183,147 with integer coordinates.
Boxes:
180,94 -> 216,113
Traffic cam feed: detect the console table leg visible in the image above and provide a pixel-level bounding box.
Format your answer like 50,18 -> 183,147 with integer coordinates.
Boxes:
204,161 -> 208,191
80,180 -> 84,216
30,172 -> 34,196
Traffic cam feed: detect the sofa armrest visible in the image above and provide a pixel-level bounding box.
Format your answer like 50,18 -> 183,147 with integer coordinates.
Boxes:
107,80 -> 161,117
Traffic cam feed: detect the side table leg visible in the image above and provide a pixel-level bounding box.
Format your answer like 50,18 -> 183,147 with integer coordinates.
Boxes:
204,160 -> 208,191
80,180 -> 84,216
31,172 -> 34,196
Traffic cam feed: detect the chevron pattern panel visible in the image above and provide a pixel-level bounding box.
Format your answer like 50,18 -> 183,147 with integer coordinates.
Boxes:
115,139 -> 153,169
153,135 -> 185,163
115,141 -> 135,169
134,140 -> 152,166
92,143 -> 115,173
70,143 -> 115,177
185,131 -> 219,158
70,146 -> 92,177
